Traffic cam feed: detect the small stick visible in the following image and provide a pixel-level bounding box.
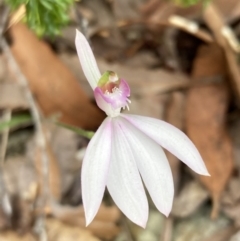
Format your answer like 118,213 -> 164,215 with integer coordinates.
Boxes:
203,3 -> 240,103
2,37 -> 49,240
0,5 -> 12,221
168,15 -> 213,43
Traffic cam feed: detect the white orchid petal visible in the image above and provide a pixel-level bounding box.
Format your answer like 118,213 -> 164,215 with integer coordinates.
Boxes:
107,118 -> 148,227
94,87 -> 120,117
119,117 -> 174,216
75,30 -> 101,89
82,117 -> 112,225
122,114 -> 209,176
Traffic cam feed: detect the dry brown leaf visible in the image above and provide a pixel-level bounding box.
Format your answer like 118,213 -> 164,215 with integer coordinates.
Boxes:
34,125 -> 61,201
203,4 -> 240,102
185,44 -> 233,218
2,156 -> 38,231
141,0 -> 240,22
50,202 -> 121,240
230,230 -> 240,241
9,23 -> 104,130
221,177 -> 240,226
214,0 -> 240,22
46,218 -> 101,241
202,225 -> 237,241
165,91 -> 185,190
0,232 -> 36,241
113,0 -> 142,20
140,0 -> 202,24
50,125 -> 83,197
172,181 -> 209,218
129,94 -> 169,119
223,204 -> 240,227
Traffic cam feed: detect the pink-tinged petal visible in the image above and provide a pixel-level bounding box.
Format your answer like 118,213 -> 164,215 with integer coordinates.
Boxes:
121,114 -> 210,176
82,117 -> 112,226
119,79 -> 130,97
119,117 -> 174,216
94,79 -> 130,109
75,30 -> 101,89
94,88 -> 121,117
107,118 -> 148,227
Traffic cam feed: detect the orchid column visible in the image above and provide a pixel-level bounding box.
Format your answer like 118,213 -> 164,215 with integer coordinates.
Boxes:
75,30 -> 209,228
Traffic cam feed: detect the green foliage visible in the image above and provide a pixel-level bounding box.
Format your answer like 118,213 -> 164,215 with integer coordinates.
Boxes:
172,0 -> 211,7
5,0 -> 75,37
0,114 -> 94,139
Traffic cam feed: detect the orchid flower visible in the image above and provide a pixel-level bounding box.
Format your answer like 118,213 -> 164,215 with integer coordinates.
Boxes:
75,30 -> 209,228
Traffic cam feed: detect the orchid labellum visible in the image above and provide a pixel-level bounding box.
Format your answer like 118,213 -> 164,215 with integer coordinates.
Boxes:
75,30 -> 209,228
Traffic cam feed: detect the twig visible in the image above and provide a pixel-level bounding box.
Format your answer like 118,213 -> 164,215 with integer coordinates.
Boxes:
168,15 -> 213,43
203,3 -> 240,103
221,26 -> 240,53
2,38 -> 49,240
117,18 -> 213,43
0,6 -> 12,222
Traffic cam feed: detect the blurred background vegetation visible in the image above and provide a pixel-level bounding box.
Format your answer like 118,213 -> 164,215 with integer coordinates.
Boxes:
4,0 -> 210,37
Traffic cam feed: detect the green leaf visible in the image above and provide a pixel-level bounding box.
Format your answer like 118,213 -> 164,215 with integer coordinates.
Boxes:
0,115 -> 32,133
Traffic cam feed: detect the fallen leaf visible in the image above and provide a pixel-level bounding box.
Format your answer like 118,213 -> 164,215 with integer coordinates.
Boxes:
165,91 -> 185,190
172,181 -> 209,218
129,94 -> 169,119
9,23 -> 104,130
173,206 -> 232,241
214,0 -> 240,22
185,44 -> 233,218
203,3 -> 240,102
46,218 -> 101,241
229,230 -> 240,241
203,225 -> 238,241
50,202 -> 121,240
221,177 -> 240,226
33,125 -> 62,201
2,156 -> 38,231
0,232 -> 36,241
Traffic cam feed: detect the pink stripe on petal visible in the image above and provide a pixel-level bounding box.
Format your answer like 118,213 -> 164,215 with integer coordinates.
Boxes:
82,117 -> 112,226
121,114 -> 210,176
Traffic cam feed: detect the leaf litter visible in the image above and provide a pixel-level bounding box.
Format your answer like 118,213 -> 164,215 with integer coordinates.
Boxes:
1,0 -> 240,240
